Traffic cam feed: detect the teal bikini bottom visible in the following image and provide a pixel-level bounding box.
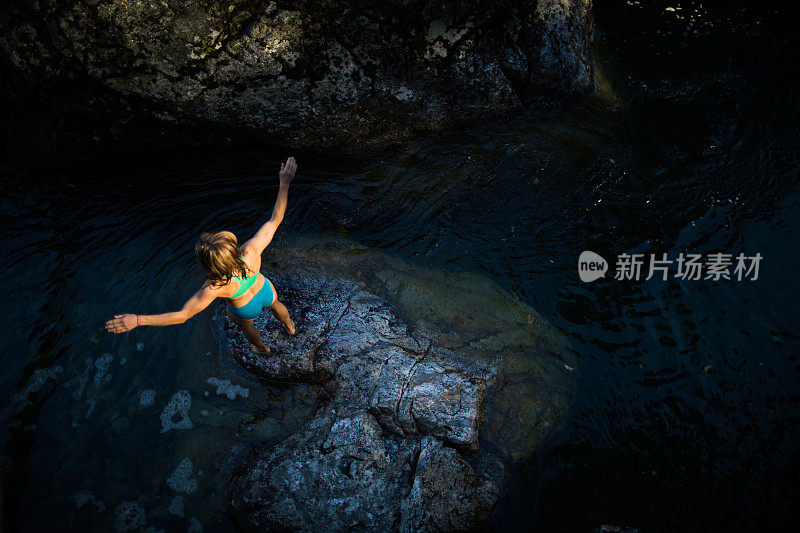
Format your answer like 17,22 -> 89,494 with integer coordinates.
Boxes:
227,277 -> 274,320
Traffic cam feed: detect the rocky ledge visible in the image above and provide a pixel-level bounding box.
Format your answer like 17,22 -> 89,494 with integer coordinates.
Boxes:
216,275 -> 503,531
1,0 -> 593,152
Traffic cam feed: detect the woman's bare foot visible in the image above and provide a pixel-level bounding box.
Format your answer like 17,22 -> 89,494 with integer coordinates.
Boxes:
283,319 -> 296,336
250,343 -> 271,355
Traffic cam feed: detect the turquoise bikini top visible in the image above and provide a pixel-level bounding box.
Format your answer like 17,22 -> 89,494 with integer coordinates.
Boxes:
230,254 -> 258,298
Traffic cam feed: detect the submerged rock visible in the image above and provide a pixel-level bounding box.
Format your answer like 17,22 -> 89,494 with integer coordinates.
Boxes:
166,458 -> 198,495
221,276 -> 498,531
111,416 -> 130,435
168,495 -> 184,518
93,353 -> 113,388
188,517 -> 203,533
159,390 -> 192,433
71,490 -> 105,512
1,0 -> 593,151
12,365 -> 62,405
65,357 -> 94,401
205,377 -> 249,400
139,389 -> 156,407
112,501 -> 146,533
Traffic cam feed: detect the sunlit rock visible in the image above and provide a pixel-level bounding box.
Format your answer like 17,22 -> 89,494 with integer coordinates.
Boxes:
219,238 -> 576,530
221,276 -> 494,530
400,436 -> 499,531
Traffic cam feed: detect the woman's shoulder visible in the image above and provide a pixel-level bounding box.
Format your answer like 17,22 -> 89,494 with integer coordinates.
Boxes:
240,242 -> 257,258
240,245 -> 262,273
202,277 -> 238,296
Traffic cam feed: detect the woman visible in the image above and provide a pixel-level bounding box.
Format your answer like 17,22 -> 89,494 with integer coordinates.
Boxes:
105,157 -> 298,355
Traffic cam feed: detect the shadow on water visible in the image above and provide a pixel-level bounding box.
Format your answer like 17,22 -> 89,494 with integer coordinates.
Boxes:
2,1 -> 800,531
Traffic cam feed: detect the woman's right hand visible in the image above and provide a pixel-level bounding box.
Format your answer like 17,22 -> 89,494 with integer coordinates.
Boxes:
279,156 -> 297,185
105,314 -> 138,334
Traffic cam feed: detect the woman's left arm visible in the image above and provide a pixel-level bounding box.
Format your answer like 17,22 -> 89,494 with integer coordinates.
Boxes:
242,157 -> 297,256
105,285 -> 218,334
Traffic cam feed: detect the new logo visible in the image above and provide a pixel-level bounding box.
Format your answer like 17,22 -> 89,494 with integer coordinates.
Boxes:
578,251 -> 608,282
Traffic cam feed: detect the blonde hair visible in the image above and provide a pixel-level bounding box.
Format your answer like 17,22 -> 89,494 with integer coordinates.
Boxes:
194,231 -> 249,287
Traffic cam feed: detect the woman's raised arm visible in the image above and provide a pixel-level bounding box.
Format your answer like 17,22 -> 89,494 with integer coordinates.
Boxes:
242,157 -> 297,256
105,284 -> 219,334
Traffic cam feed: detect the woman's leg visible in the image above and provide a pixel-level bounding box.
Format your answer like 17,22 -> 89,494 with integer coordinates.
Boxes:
268,299 -> 295,335
267,279 -> 295,335
226,308 -> 270,354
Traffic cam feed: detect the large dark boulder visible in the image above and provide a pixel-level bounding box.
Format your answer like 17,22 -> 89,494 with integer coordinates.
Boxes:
219,276 -> 499,531
0,0 -> 593,150
206,237 -> 578,531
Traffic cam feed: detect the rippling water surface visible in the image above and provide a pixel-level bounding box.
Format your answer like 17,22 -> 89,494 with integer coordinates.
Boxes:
2,1 -> 799,531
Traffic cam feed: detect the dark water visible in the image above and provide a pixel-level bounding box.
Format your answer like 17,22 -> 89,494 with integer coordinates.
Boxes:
2,1 -> 800,531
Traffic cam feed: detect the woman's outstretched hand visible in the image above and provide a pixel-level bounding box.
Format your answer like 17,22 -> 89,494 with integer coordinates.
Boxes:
279,156 -> 297,185
105,314 -> 138,334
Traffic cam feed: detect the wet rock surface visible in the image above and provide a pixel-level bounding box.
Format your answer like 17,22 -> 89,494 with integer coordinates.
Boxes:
218,275 -> 500,531
1,0 -> 593,153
